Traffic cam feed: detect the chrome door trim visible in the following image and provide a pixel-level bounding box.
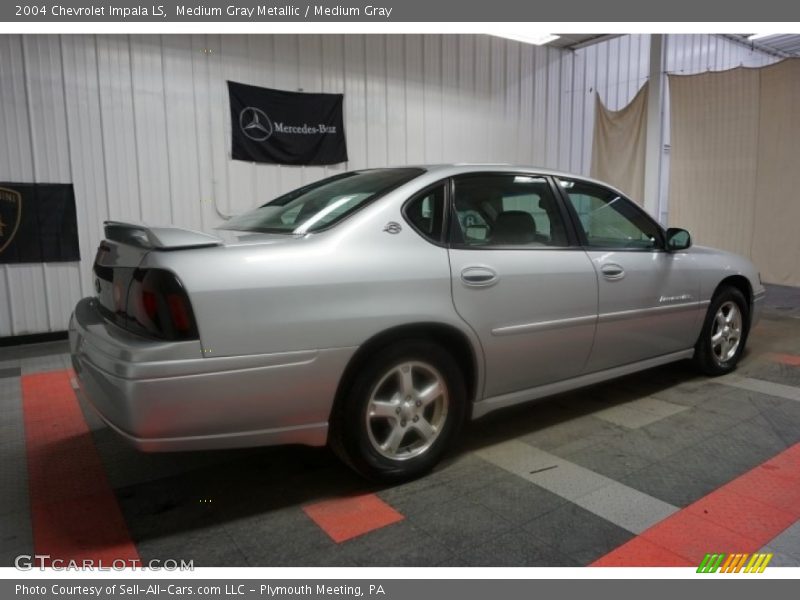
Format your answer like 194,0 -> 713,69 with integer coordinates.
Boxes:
597,300 -> 705,324
490,300 -> 705,337
491,314 -> 596,336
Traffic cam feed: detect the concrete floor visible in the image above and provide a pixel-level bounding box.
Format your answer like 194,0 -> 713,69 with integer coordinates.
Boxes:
1,284 -> 799,568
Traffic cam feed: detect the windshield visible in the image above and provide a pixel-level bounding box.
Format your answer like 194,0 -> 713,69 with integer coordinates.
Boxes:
219,168 -> 425,234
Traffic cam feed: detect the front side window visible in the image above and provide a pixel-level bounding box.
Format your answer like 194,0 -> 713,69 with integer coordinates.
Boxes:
557,178 -> 662,249
220,168 -> 424,234
451,174 -> 569,247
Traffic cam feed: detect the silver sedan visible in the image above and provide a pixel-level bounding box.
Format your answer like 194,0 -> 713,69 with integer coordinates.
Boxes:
69,165 -> 765,481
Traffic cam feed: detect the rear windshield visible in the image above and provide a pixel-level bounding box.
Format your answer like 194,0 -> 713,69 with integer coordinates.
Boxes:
219,168 -> 425,234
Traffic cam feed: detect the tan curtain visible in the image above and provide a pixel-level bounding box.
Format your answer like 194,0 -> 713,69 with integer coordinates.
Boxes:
668,59 -> 800,286
591,82 -> 648,204
751,60 -> 800,286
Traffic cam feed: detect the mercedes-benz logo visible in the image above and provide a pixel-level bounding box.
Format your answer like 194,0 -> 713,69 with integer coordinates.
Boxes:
239,106 -> 273,142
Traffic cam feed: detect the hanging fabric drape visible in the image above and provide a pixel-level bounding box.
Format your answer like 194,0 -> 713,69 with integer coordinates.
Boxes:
668,59 -> 800,286
590,82 -> 649,205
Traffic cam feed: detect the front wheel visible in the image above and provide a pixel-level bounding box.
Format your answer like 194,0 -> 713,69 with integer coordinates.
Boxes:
693,286 -> 750,376
329,340 -> 466,482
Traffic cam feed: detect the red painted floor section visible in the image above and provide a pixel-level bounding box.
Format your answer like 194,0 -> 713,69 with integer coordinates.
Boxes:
767,353 -> 800,367
592,442 -> 800,566
303,493 -> 404,543
22,370 -> 139,565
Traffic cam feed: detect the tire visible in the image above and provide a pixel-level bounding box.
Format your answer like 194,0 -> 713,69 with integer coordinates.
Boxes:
693,286 -> 750,376
329,339 -> 467,482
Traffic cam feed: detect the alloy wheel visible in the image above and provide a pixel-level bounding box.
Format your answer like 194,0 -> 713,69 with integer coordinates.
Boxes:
365,361 -> 449,460
711,300 -> 742,363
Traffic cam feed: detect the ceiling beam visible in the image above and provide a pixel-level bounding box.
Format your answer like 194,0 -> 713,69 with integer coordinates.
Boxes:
560,34 -> 622,51
721,34 -> 794,58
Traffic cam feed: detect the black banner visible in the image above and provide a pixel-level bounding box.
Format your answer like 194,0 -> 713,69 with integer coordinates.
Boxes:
0,182 -> 80,264
228,80 -> 347,165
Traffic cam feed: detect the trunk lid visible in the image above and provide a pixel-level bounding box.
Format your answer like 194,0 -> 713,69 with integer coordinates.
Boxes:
92,221 -> 222,330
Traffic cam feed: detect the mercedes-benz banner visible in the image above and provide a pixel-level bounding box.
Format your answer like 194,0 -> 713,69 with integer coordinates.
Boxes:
228,80 -> 348,165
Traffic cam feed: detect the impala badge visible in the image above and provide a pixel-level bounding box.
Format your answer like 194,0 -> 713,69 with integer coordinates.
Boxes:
659,293 -> 693,304
383,222 -> 402,234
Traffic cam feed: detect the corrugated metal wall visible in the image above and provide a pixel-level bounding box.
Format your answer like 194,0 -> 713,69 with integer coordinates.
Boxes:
0,33 -> 579,337
0,34 -> 779,337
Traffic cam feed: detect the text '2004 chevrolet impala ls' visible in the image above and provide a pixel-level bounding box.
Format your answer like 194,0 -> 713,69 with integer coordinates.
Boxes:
70,165 -> 765,481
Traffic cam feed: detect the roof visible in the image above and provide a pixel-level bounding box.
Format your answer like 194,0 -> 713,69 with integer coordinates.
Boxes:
388,164 -> 632,201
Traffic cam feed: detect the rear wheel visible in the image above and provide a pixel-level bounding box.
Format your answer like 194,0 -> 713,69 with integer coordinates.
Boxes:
693,286 -> 749,376
329,339 -> 466,482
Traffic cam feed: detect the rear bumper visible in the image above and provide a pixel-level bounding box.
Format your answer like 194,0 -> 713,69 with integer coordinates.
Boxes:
69,297 -> 355,451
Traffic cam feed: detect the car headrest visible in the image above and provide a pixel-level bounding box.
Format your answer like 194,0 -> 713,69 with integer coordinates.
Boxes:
493,211 -> 536,245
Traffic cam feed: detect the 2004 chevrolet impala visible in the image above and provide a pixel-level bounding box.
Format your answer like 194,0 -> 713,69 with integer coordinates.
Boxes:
69,165 -> 765,481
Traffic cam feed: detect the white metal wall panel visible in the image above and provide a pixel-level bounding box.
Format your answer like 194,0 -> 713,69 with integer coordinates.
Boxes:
441,35 -> 459,163
61,35 -> 104,300
161,35 -> 203,233
365,36 -> 388,169
221,35 -> 255,216
320,35 -> 347,181
517,44 -> 535,167
422,36 -> 444,164
385,36 -> 408,166
545,49 -> 562,168
0,36 -> 34,337
187,35 -> 214,232
96,36 -> 142,224
487,37 -> 504,163
131,35 -> 174,226
3,35 -> 78,336
298,35 -> 329,187
558,51 -> 574,170
0,33 -> 780,336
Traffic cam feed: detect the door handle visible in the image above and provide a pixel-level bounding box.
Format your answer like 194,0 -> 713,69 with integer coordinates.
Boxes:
461,266 -> 499,287
600,263 -> 625,280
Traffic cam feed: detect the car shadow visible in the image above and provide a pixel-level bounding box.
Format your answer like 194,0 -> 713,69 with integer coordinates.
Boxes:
35,344 -> 764,552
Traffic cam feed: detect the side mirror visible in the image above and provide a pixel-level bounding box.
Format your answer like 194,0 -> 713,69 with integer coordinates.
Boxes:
666,227 -> 692,251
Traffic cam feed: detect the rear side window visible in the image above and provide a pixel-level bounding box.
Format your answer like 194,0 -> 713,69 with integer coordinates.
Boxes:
404,184 -> 447,244
450,174 -> 569,247
220,168 -> 424,234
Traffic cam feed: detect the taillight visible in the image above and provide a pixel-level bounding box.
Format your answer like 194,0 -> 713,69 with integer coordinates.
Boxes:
166,293 -> 192,333
142,290 -> 159,320
128,269 -> 199,340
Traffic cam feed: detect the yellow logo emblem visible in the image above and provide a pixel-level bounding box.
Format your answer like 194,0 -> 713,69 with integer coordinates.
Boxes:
697,552 -> 773,573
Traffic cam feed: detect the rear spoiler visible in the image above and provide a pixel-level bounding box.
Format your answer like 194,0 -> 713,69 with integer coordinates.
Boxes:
103,221 -> 223,250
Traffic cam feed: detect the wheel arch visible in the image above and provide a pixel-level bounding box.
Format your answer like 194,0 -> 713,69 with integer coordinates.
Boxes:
330,322 -> 480,424
694,274 -> 753,375
714,275 -> 753,317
